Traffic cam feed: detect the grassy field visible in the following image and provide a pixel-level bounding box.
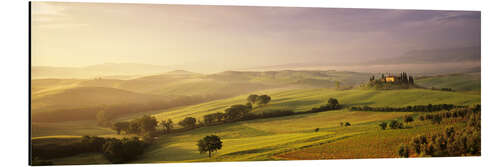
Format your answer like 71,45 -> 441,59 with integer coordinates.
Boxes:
31,120 -> 114,138
276,115 -> 466,159
135,110 -> 411,163
415,73 -> 480,92
33,83 -> 480,164
153,88 -> 480,123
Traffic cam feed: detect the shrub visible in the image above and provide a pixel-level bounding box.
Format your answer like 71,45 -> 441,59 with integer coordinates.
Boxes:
398,144 -> 410,158
379,122 -> 387,130
389,120 -> 403,129
432,115 -> 442,124
404,115 -> 414,124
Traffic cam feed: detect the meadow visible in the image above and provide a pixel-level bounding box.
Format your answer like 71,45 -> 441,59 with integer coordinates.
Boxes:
30,71 -> 481,165
36,85 -> 480,164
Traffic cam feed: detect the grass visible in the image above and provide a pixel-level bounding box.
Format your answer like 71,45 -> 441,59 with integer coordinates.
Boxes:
415,73 -> 481,92
31,120 -> 115,138
153,88 -> 480,123
50,153 -> 110,165
35,87 -> 480,164
276,116 -> 467,159
134,109 -> 411,163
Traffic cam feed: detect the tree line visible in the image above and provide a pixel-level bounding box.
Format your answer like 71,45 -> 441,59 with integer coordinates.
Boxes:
154,95 -> 342,136
350,104 -> 465,112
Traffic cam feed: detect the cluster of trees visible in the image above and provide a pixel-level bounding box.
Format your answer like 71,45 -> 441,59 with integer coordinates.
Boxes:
350,104 -> 463,112
32,138 -> 89,161
101,137 -> 147,163
369,72 -> 415,85
419,105 -> 480,124
397,106 -> 480,157
111,115 -> 159,136
80,136 -> 148,163
172,96 -> 341,134
31,136 -> 149,164
309,98 -> 342,113
380,117 -> 412,130
366,72 -> 415,89
247,94 -> 271,107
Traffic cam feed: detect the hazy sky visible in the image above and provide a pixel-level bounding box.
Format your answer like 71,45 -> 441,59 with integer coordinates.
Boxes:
31,2 -> 480,73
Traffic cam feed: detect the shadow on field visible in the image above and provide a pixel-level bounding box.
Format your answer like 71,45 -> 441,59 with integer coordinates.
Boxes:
344,102 -> 375,107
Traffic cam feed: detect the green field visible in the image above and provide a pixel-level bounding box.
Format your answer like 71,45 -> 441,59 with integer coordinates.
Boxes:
153,88 -> 480,123
36,86 -> 480,164
415,73 -> 481,92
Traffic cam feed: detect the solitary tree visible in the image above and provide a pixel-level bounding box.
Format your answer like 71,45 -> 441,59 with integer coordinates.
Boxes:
327,98 -> 340,109
197,135 -> 223,158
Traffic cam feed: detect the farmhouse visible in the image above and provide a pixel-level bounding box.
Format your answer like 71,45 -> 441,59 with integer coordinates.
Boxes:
384,76 -> 396,82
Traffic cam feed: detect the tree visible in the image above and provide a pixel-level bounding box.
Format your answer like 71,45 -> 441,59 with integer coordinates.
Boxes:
112,122 -> 129,135
327,98 -> 340,109
389,120 -> 403,129
224,104 -> 252,121
344,122 -> 351,126
160,119 -> 174,134
409,76 -> 414,85
379,122 -> 387,130
398,144 -> 410,158
314,128 -> 319,132
247,94 -> 259,105
213,112 -> 225,122
432,115 -> 442,124
256,95 -> 271,106
340,122 -> 344,127
179,117 -> 197,129
203,114 -> 217,125
135,115 -> 158,134
404,115 -> 414,125
127,122 -> 141,134
197,135 -> 223,158
102,137 -> 146,163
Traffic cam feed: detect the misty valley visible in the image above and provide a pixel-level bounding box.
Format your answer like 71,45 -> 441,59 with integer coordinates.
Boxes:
30,69 -> 480,165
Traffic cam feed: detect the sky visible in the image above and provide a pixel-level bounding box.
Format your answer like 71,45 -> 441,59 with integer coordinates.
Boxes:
31,2 -> 480,73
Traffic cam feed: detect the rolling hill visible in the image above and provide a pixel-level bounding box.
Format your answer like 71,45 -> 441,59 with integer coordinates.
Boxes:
415,72 -> 481,91
39,86 -> 480,164
30,70 -> 372,122
31,86 -> 173,122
